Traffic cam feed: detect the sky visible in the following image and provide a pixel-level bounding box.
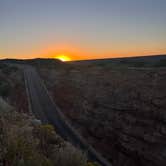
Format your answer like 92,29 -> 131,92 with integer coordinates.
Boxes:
0,0 -> 166,60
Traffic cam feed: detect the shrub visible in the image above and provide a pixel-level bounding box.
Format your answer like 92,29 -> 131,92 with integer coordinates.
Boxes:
0,63 -> 7,69
1,65 -> 18,75
154,59 -> 166,67
0,81 -> 11,97
52,143 -> 87,166
0,116 -> 53,166
0,111 -> 88,166
5,136 -> 52,166
33,124 -> 64,156
86,162 -> 100,166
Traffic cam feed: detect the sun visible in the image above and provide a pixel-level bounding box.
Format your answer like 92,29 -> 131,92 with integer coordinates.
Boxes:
54,54 -> 71,62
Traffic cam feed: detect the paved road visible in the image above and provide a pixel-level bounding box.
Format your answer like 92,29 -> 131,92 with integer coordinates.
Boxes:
24,66 -> 112,166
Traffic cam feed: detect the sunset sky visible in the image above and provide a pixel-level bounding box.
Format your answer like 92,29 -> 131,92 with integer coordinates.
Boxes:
0,0 -> 166,60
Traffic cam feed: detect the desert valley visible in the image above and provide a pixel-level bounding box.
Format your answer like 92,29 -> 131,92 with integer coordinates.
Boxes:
0,55 -> 166,166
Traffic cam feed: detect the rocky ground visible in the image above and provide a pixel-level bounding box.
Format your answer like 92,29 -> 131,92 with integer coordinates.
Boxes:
39,61 -> 166,166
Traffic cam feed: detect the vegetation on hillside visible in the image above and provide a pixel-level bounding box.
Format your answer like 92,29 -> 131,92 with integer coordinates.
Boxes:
0,62 -> 98,166
39,60 -> 166,166
0,98 -> 99,166
0,63 -> 28,113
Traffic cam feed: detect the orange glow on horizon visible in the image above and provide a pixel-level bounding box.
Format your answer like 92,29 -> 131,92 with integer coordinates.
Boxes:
2,42 -> 165,60
5,41 -> 162,60
54,54 -> 71,61
40,45 -> 166,61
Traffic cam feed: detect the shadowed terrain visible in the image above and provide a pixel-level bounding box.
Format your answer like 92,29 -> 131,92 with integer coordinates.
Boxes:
37,55 -> 166,166
1,55 -> 166,166
0,62 -> 97,166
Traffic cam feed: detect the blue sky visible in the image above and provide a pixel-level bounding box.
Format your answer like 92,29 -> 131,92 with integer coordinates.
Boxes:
0,0 -> 166,59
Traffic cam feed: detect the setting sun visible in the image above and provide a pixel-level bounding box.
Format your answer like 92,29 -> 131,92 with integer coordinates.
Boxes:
54,54 -> 71,62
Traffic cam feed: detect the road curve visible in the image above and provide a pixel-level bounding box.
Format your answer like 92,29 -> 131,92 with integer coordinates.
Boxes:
24,66 -> 112,166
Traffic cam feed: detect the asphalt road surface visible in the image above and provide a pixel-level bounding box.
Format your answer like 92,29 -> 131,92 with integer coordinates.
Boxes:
24,66 -> 112,166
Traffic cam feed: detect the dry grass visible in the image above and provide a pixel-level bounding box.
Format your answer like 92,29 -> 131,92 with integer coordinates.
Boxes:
0,98 -> 89,166
39,62 -> 166,166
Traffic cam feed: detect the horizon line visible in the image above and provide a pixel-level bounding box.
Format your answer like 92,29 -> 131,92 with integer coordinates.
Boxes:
1,53 -> 166,61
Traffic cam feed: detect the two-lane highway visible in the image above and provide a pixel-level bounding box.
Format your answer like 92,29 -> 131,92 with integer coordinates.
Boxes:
24,66 -> 112,166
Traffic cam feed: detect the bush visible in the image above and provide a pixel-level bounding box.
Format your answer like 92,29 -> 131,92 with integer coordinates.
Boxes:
0,115 -> 53,166
5,137 -> 52,166
0,63 -> 7,69
0,81 -> 11,97
154,59 -> 166,67
33,124 -> 64,156
0,112 -> 88,166
51,143 -> 87,166
86,162 -> 100,166
1,65 -> 18,75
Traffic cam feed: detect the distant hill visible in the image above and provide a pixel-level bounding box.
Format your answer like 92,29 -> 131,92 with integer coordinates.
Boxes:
74,54 -> 166,62
73,54 -> 166,67
1,58 -> 62,64
1,58 -> 64,68
1,54 -> 166,68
